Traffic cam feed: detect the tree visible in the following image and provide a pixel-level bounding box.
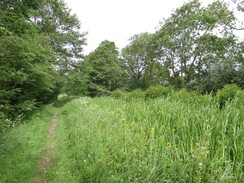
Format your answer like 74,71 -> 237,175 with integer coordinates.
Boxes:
121,33 -> 163,90
0,0 -> 86,126
154,0 -> 238,89
31,0 -> 87,74
191,41 -> 244,93
84,40 -> 125,97
0,35 -> 59,119
230,0 -> 244,30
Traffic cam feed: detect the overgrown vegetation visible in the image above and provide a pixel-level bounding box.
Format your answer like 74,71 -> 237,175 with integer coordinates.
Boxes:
1,87 -> 243,182
0,0 -> 244,181
48,94 -> 243,182
0,0 -> 86,128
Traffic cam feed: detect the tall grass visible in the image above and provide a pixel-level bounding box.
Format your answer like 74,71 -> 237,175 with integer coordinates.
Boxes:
50,96 -> 243,182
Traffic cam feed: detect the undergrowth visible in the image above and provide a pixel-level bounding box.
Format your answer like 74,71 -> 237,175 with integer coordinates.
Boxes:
49,96 -> 243,182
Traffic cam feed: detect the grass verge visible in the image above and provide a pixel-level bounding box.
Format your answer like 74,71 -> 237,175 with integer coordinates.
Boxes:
0,104 -> 56,183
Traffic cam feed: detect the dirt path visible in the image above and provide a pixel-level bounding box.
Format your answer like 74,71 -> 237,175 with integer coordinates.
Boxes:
37,108 -> 59,183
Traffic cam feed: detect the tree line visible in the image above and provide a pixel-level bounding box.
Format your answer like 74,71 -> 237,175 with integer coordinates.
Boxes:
0,0 -> 243,126
64,0 -> 243,96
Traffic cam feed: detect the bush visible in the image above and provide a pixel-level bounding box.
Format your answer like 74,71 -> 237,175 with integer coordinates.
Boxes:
0,113 -> 12,134
127,89 -> 145,100
145,85 -> 173,99
215,84 -> 244,108
111,89 -> 127,99
170,89 -> 202,103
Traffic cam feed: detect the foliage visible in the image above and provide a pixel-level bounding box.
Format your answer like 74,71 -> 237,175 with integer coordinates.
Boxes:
84,40 -> 126,97
111,89 -> 127,99
215,84 -> 244,108
0,35 -> 59,119
145,85 -> 173,99
0,0 -> 86,130
38,0 -> 87,74
170,88 -> 214,105
120,0 -> 243,93
122,33 -> 158,89
61,68 -> 87,96
127,89 -> 145,100
154,0 -> 237,88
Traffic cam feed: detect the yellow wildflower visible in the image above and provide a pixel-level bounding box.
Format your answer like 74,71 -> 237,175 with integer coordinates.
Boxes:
122,118 -> 126,121
172,128 -> 176,132
167,142 -> 171,146
131,122 -> 135,126
200,151 -> 206,155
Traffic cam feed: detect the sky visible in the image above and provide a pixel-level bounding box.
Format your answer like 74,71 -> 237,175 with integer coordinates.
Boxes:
63,0 -> 241,54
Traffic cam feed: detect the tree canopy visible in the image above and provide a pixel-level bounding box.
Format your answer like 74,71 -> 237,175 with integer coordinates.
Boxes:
0,0 -> 86,121
121,0 -> 243,92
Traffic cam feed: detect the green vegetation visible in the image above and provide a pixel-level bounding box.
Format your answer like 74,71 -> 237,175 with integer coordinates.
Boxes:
49,94 -> 243,182
1,88 -> 243,182
63,0 -> 243,97
0,105 -> 56,183
0,0 -> 244,182
0,0 -> 86,128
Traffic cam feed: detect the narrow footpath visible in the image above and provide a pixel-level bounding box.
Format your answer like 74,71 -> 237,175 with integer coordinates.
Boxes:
37,108 -> 59,183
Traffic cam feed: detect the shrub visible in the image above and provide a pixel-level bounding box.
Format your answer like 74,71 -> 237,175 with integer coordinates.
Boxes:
215,84 -> 244,108
127,89 -> 145,100
0,114 -> 12,134
171,89 -> 202,103
111,89 -> 127,99
145,85 -> 173,99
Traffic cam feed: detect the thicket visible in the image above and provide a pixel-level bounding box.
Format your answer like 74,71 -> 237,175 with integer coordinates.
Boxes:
111,84 -> 244,107
0,0 -> 86,133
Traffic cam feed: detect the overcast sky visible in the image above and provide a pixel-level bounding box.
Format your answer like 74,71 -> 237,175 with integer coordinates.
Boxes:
63,0 -> 241,54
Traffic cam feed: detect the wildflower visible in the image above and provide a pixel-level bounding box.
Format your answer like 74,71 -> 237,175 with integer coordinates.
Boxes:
125,124 -> 129,127
205,120 -> 209,122
151,128 -> 155,134
167,142 -> 171,146
157,111 -> 161,115
122,118 -> 126,121
200,151 -> 206,156
138,116 -> 142,120
131,122 -> 135,126
172,128 -> 176,132
143,119 -> 147,122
